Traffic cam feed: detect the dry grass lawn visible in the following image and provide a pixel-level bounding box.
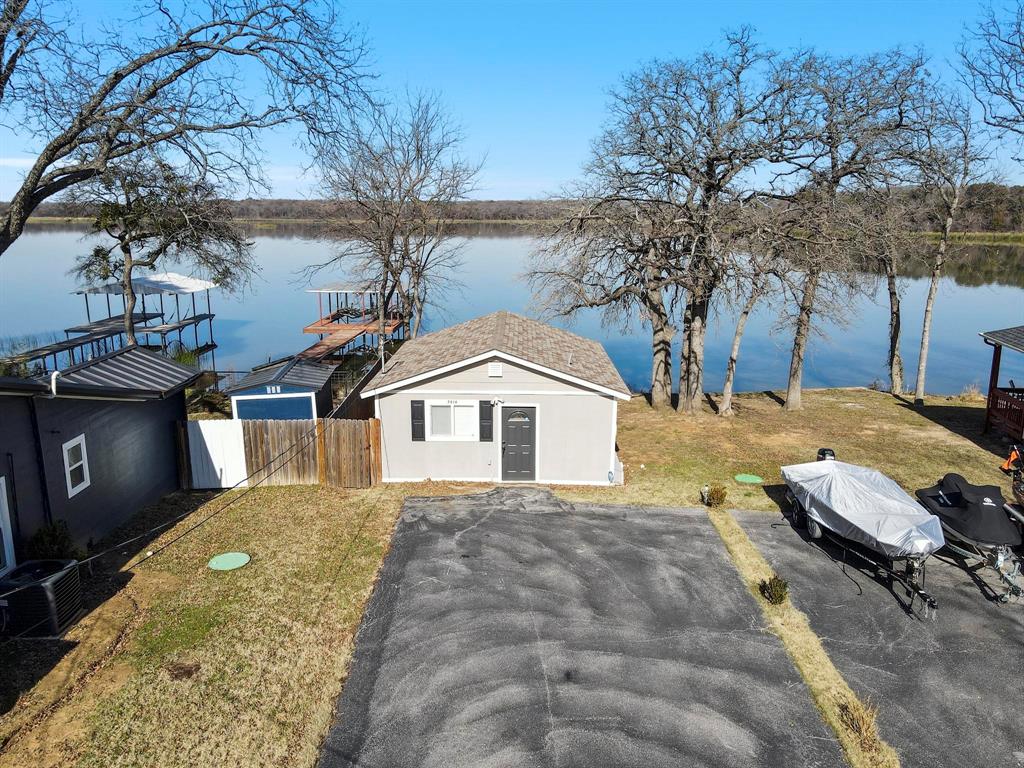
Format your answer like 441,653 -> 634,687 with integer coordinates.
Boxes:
565,388 -> 1012,510
0,388 -> 1010,768
0,482 -> 486,768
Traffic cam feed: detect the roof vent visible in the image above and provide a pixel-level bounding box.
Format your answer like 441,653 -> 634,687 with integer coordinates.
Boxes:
487,362 -> 503,378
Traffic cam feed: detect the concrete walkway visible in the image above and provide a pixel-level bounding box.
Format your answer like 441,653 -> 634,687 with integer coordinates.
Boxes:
318,488 -> 842,768
735,511 -> 1024,768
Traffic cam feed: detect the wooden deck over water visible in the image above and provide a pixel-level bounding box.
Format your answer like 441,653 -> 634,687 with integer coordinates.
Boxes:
296,319 -> 401,361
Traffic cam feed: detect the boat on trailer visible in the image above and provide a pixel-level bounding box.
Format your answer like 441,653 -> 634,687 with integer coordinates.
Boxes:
782,456 -> 944,614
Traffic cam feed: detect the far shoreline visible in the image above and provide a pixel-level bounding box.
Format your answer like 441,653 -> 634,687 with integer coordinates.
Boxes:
22,216 -> 1024,244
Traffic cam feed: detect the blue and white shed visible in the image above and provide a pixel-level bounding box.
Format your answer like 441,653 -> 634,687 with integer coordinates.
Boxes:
226,358 -> 338,420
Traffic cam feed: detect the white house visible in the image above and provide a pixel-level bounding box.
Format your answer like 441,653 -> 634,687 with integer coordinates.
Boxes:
360,312 -> 631,485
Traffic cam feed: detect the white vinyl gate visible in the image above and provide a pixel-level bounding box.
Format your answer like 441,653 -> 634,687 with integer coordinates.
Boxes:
186,420 -> 248,489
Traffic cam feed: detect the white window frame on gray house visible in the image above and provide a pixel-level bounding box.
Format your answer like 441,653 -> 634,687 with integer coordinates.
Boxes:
62,433 -> 91,498
425,399 -> 479,441
0,476 -> 15,576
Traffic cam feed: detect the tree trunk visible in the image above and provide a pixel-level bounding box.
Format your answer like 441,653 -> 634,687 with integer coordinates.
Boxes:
648,308 -> 675,409
884,262 -> 904,395
643,270 -> 674,407
914,219 -> 949,405
681,291 -> 709,415
720,288 -> 759,417
679,300 -> 692,410
120,241 -> 137,345
411,293 -> 424,338
785,268 -> 820,411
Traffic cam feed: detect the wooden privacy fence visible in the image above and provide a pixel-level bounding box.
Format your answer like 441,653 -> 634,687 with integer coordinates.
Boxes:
182,418 -> 381,489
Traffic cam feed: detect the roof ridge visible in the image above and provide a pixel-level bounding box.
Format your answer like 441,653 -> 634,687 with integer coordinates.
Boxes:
492,311 -> 508,347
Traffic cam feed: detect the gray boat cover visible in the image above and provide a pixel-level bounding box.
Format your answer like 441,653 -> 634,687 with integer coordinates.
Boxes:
782,460 -> 945,559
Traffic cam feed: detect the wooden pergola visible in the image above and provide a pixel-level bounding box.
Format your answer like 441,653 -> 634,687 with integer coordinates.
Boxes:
981,325 -> 1024,440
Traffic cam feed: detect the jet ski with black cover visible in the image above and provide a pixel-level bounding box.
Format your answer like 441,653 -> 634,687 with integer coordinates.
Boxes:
916,474 -> 1022,603
782,455 -> 943,613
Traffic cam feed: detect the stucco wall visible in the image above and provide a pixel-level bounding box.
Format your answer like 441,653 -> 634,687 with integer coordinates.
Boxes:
375,358 -> 619,484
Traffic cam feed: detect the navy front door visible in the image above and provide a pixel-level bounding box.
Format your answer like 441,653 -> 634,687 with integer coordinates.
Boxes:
501,407 -> 536,481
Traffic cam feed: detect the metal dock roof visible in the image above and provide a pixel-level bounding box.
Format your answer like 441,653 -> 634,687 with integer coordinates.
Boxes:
981,326 -> 1024,355
57,346 -> 201,397
225,357 -> 338,394
306,282 -> 378,294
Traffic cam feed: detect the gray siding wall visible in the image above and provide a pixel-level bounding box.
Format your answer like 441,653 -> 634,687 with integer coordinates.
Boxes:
0,396 -> 48,556
376,358 -> 618,484
35,394 -> 185,546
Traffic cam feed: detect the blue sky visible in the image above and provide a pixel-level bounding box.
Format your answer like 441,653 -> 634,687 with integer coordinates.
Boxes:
0,0 -> 1002,200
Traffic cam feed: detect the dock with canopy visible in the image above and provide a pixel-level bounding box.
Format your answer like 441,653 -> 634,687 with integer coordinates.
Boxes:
298,283 -> 405,362
4,272 -> 220,374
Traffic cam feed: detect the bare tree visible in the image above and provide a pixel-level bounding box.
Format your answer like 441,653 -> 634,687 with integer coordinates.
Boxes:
530,193 -> 679,408
69,157 -> 256,344
318,93 -> 479,358
855,184 -> 923,395
718,208 -> 789,416
0,0 -> 367,256
772,50 -> 925,410
961,2 -> 1024,154
908,86 -> 990,405
601,30 -> 805,414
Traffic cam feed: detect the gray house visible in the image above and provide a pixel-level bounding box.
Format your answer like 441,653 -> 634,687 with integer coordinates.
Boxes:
0,347 -> 199,572
360,312 -> 631,485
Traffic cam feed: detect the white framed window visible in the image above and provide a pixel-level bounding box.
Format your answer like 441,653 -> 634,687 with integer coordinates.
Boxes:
426,400 -> 478,441
62,434 -> 91,498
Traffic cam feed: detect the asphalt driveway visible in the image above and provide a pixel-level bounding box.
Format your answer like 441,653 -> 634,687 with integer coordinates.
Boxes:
319,487 -> 842,768
735,511 -> 1024,768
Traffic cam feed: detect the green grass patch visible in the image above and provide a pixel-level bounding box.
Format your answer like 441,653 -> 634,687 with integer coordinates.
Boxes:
134,603 -> 227,666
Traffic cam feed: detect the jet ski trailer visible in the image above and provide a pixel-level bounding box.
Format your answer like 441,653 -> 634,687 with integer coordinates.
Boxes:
782,458 -> 944,613
916,474 -> 1023,603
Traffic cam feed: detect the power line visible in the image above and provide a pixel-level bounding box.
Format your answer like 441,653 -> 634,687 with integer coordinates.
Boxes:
0,417 -> 324,611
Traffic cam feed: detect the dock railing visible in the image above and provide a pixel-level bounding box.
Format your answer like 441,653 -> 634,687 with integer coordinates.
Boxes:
986,386 -> 1024,440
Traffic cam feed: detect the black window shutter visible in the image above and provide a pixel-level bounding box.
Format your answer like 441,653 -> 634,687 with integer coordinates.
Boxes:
411,400 -> 425,441
479,401 -> 493,442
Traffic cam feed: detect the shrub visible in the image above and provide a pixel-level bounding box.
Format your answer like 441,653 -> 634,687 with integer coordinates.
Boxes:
759,573 -> 789,605
836,695 -> 883,755
957,382 -> 983,401
25,520 -> 85,561
706,484 -> 728,508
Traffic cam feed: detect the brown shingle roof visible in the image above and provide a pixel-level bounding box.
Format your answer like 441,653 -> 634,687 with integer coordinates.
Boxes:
365,312 -> 630,396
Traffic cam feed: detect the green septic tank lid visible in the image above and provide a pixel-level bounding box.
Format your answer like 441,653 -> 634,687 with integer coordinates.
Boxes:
208,552 -> 250,571
734,473 -> 764,484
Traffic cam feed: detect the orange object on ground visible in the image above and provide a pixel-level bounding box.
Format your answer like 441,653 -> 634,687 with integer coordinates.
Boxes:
1002,448 -> 1021,473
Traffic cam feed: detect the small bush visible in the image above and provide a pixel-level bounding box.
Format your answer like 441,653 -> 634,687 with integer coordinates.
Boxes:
836,695 -> 883,755
957,382 -> 984,402
706,484 -> 728,508
25,520 -> 85,561
759,573 -> 789,605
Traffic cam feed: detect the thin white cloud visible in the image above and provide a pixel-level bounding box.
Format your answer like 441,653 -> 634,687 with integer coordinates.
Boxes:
0,157 -> 34,168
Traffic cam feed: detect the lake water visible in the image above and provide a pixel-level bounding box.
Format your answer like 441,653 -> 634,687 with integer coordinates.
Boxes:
2,223 -> 1023,395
